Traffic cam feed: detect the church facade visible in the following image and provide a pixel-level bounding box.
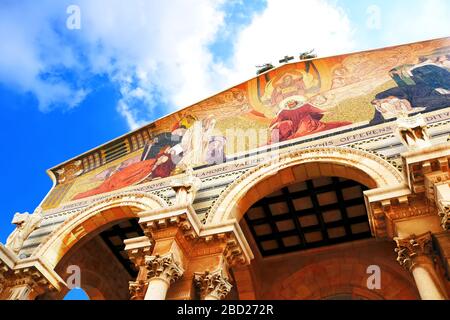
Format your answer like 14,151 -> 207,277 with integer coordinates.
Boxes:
1,37 -> 450,300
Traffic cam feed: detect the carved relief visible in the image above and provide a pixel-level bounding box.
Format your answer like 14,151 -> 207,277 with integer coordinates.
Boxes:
394,232 -> 434,271
6,208 -> 43,255
437,200 -> 450,230
170,166 -> 202,206
1,267 -> 56,300
396,114 -> 431,150
129,280 -> 147,300
194,268 -> 232,300
145,253 -> 184,284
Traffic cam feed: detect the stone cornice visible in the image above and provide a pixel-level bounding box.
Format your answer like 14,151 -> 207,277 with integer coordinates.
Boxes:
138,205 -> 254,266
0,247 -> 66,293
402,142 -> 450,193
364,184 -> 411,204
0,244 -> 17,271
365,190 -> 435,239
401,142 -> 450,165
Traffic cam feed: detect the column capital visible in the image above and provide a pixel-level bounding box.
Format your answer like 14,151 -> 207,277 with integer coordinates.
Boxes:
437,199 -> 450,231
129,280 -> 148,300
394,232 -> 434,271
194,267 -> 232,300
1,267 -> 56,300
145,252 -> 184,285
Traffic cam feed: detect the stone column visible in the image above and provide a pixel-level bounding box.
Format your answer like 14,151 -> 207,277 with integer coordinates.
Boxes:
394,232 -> 448,300
144,252 -> 184,300
194,267 -> 232,300
124,236 -> 153,300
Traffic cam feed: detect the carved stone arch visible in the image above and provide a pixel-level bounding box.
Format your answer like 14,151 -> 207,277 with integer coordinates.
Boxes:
207,147 -> 404,224
33,191 -> 168,270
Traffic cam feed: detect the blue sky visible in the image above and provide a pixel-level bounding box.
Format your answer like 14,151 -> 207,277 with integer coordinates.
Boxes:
0,0 -> 449,300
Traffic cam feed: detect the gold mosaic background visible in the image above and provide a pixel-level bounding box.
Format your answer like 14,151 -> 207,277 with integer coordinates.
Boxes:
42,37 -> 450,210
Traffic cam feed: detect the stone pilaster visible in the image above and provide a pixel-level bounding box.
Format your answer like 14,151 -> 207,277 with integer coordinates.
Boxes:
129,280 -> 147,301
124,236 -> 153,300
434,231 -> 450,280
194,267 -> 232,300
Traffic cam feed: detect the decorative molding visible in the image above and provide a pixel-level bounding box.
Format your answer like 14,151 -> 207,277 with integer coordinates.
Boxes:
138,206 -> 253,267
402,142 -> 450,193
1,266 -> 59,300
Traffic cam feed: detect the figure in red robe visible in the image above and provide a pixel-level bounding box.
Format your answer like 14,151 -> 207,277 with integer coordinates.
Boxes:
73,147 -> 176,200
72,158 -> 157,200
269,100 -> 352,143
72,116 -> 198,201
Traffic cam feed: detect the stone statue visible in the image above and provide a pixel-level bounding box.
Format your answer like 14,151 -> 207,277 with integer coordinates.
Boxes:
396,114 -> 431,150
171,167 -> 202,206
6,208 -> 43,254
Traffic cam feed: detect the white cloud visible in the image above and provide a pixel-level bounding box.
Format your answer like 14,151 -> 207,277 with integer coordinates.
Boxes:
221,0 -> 356,84
0,1 -> 86,111
0,0 -> 227,128
0,0 -> 354,128
381,0 -> 450,44
0,0 -> 449,130
76,0 -> 229,129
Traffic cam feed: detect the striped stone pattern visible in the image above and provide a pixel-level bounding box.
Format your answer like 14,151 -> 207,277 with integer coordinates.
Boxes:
18,170 -> 246,258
